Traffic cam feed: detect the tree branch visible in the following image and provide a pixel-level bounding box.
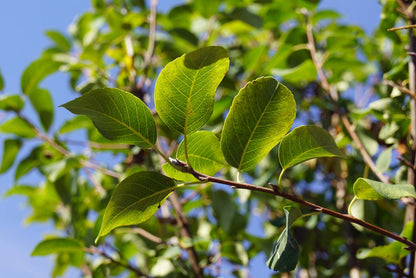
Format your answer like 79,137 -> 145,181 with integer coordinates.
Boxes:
306,20 -> 389,184
383,79 -> 416,99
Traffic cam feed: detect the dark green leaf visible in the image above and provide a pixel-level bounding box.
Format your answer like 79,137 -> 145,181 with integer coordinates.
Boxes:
0,139 -> 22,174
353,178 -> 416,200
212,190 -> 236,233
62,88 -> 156,147
58,115 -> 91,134
0,67 -> 4,91
162,131 -> 225,181
155,46 -> 229,134
28,88 -> 54,131
21,58 -> 62,95
278,125 -> 346,171
97,172 -> 176,240
0,117 -> 36,138
267,207 -> 301,272
221,77 -> 296,171
31,238 -> 83,256
0,95 -> 24,111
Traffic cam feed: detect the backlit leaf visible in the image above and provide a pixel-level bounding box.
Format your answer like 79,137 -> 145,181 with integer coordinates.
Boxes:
155,46 -> 229,134
31,238 -> 83,256
0,139 -> 22,174
28,88 -> 54,131
221,77 -> 296,171
0,95 -> 24,111
353,178 -> 416,200
45,30 -> 71,51
0,117 -> 36,138
97,172 -> 176,240
278,125 -> 346,170
62,88 -> 156,147
162,131 -> 225,181
267,207 -> 301,272
21,58 -> 62,95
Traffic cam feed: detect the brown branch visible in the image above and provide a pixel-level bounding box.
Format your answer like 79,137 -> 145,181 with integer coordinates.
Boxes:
383,79 -> 416,99
128,227 -> 164,244
84,246 -> 148,277
137,0 -> 158,90
169,192 -> 204,278
178,167 -> 416,251
388,24 -> 416,32
305,20 -> 390,184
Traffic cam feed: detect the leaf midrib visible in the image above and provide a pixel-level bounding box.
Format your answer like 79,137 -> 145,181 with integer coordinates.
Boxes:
238,83 -> 280,171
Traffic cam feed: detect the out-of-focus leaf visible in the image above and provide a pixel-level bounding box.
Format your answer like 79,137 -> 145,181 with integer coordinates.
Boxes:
162,131 -> 224,181
97,172 -> 176,240
376,146 -> 393,173
0,67 -> 4,91
62,88 -> 156,147
354,178 -> 416,200
0,117 -> 36,138
212,190 -> 236,233
15,147 -> 41,180
31,238 -> 83,256
0,139 -> 22,174
45,30 -> 71,51
272,60 -> 317,83
0,95 -> 24,111
155,46 -> 229,134
21,58 -> 62,95
267,207 -> 301,272
58,115 -> 91,134
221,77 -> 296,171
278,125 -> 346,171
28,88 -> 54,131
357,221 -> 412,264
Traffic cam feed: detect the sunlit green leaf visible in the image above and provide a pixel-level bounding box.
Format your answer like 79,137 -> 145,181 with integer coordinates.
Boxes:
354,178 -> 416,200
0,117 -> 36,138
0,139 -> 22,174
376,146 -> 393,173
155,46 -> 229,134
0,95 -> 24,111
271,60 -> 317,83
0,67 -> 4,91
58,115 -> 91,134
97,172 -> 176,240
28,88 -> 54,131
62,88 -> 156,147
221,77 -> 296,171
162,131 -> 225,181
357,221 -> 412,264
279,125 -> 346,171
31,238 -> 83,256
267,207 -> 301,272
21,58 -> 62,95
45,30 -> 71,51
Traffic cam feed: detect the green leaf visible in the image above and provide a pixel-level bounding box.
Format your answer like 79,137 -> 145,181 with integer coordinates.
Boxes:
45,30 -> 71,51
162,131 -> 225,181
278,125 -> 346,171
97,172 -> 176,240
21,58 -> 62,95
58,115 -> 91,134
0,95 -> 24,111
376,146 -> 393,173
0,67 -> 4,91
31,238 -> 83,256
0,117 -> 36,138
61,88 -> 156,148
0,139 -> 22,174
28,88 -> 54,131
271,60 -> 317,83
155,46 -> 229,134
267,207 -> 301,272
353,178 -> 416,200
221,77 -> 296,171
212,190 -> 236,233
357,221 -> 412,264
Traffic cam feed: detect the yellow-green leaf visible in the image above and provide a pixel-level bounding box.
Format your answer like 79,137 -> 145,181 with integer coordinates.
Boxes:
353,178 -> 416,200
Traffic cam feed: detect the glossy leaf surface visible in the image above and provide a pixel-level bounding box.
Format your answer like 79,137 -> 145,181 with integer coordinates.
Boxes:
278,125 -> 346,170
31,238 -> 83,256
221,77 -> 296,171
62,88 -> 156,147
354,178 -> 416,200
267,207 -> 301,272
163,131 -> 225,181
97,172 -> 176,240
155,46 -> 229,134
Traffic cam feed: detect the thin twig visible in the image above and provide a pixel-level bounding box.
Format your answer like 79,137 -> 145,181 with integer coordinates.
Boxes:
84,246 -> 148,277
84,168 -> 105,194
305,20 -> 389,184
383,79 -> 416,99
137,0 -> 158,90
169,192 -> 204,278
388,24 -> 416,32
181,167 -> 416,250
128,227 -> 164,244
180,183 -> 209,205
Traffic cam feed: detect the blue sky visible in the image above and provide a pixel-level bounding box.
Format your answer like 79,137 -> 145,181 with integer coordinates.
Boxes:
0,1 -> 381,277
